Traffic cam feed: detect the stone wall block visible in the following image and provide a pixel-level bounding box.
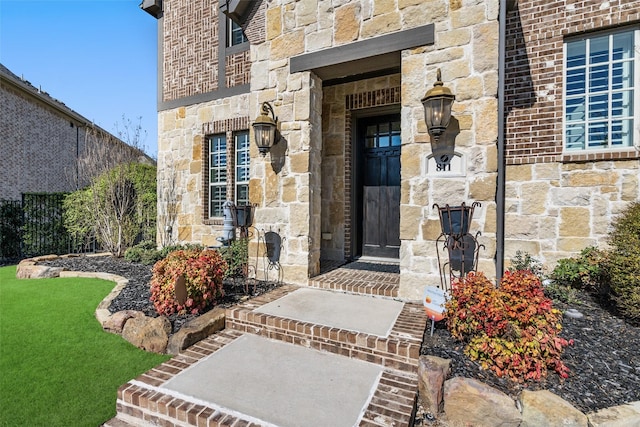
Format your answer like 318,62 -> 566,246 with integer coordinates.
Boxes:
422,219 -> 443,240
455,76 -> 484,101
506,164 -> 533,181
505,214 -> 539,239
431,179 -> 466,204
550,186 -> 592,207
521,182 -> 550,215
559,207 -> 590,237
451,5 -> 487,28
473,22 -> 499,73
400,205 -> 424,240
335,3 -> 360,44
469,174 -> 497,201
564,170 -> 618,187
361,12 -> 401,38
437,27 -> 471,48
295,0 -> 318,27
270,29 -> 305,61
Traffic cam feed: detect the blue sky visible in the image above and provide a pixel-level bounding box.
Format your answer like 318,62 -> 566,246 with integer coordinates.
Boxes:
0,0 -> 159,157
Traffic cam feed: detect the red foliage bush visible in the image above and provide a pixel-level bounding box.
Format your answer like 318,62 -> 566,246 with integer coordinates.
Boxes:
150,248 -> 227,315
446,271 -> 573,382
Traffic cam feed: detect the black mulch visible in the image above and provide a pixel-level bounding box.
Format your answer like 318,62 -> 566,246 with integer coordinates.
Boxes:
37,255 -> 640,415
421,289 -> 640,416
39,255 -> 281,334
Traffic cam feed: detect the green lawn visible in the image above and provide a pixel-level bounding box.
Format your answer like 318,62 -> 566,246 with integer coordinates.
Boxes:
0,265 -> 170,427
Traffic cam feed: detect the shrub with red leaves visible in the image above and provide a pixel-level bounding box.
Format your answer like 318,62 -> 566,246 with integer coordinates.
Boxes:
150,248 -> 227,316
446,270 -> 573,382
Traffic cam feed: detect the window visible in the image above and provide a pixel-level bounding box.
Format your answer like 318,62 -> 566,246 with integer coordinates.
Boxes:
235,131 -> 250,206
209,134 -> 227,218
227,18 -> 248,47
206,129 -> 250,219
564,28 -> 638,151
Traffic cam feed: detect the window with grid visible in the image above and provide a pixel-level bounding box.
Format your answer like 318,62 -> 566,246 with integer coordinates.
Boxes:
564,28 -> 638,151
235,131 -> 250,206
227,18 -> 248,47
208,134 -> 227,218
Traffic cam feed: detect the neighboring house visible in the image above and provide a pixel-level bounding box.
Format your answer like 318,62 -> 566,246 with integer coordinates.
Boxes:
144,0 -> 639,300
0,63 -> 151,201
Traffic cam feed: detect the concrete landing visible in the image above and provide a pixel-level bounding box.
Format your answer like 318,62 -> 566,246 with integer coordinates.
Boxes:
162,334 -> 384,427
255,288 -> 404,337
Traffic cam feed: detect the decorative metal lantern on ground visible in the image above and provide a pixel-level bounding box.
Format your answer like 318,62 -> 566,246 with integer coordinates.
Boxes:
232,204 -> 255,239
434,202 -> 483,291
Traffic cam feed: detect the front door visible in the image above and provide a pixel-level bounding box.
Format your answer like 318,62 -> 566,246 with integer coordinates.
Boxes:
358,115 -> 401,258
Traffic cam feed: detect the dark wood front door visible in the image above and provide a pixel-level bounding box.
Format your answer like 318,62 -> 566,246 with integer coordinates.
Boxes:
358,115 -> 401,258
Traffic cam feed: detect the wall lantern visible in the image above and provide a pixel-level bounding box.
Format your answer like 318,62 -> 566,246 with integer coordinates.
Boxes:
421,69 -> 455,141
252,101 -> 279,156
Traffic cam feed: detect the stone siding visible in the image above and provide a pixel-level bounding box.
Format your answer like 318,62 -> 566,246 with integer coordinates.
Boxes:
156,95 -> 250,248
504,161 -> 639,267
251,0 -> 500,296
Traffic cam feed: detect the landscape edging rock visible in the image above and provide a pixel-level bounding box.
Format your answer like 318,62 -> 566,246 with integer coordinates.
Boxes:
17,255 -> 226,355
419,355 -> 640,426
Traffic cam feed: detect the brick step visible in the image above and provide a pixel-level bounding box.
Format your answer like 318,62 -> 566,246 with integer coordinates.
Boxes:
225,284 -> 427,373
309,267 -> 400,298
113,330 -> 419,427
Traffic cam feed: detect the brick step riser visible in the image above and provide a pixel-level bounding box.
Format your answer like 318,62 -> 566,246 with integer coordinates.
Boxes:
225,305 -> 426,374
307,277 -> 399,298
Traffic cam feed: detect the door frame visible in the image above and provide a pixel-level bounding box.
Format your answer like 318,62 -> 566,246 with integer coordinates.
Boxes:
350,106 -> 401,260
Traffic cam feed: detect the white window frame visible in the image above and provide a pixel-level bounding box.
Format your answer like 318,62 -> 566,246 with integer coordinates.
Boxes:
563,27 -> 639,153
234,130 -> 250,206
227,18 -> 248,48
208,134 -> 227,218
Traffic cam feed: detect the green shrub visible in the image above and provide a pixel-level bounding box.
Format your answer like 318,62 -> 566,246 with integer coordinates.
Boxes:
64,162 -> 157,257
219,238 -> 249,278
150,248 -> 227,315
446,271 -> 572,382
543,281 -> 580,305
549,246 -> 606,294
125,242 -> 208,266
159,243 -> 204,259
602,202 -> 640,323
124,240 -> 161,265
508,250 -> 544,277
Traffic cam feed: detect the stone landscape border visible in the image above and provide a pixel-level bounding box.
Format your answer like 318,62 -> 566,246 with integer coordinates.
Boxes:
16,254 -> 225,355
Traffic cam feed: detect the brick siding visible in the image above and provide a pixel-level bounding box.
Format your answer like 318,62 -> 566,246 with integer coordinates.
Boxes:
0,83 -> 86,200
162,0 -> 263,105
162,0 -> 219,102
505,0 -> 640,165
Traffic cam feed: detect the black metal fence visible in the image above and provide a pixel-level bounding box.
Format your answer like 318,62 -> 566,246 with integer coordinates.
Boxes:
0,193 -> 98,263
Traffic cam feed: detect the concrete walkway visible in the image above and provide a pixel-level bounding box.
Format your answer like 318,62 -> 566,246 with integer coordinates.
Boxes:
105,263 -> 428,427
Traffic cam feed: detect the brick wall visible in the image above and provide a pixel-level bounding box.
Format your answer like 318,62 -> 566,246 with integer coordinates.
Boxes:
162,0 -> 219,102
162,0 -> 261,104
504,0 -> 640,165
0,83 -> 85,200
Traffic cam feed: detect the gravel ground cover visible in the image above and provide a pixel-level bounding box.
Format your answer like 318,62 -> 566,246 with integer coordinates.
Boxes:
40,255 -> 640,415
